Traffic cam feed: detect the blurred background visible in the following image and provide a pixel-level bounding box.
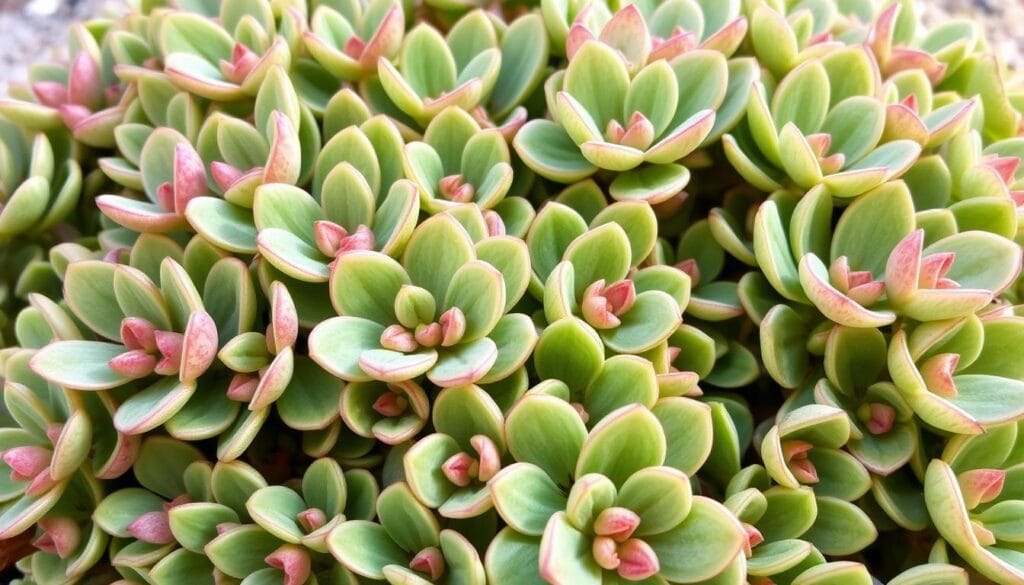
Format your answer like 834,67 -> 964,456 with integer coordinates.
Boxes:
0,0 -> 1022,88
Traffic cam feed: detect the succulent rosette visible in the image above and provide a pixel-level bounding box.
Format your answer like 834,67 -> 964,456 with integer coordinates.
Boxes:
0,23 -> 124,147
515,27 -> 745,203
925,421 -> 1024,583
373,11 -> 501,128
310,211 -> 534,388
328,481 -> 486,583
484,398 -> 742,583
304,0 -> 405,82
403,385 -> 506,518
0,125 -> 82,241
404,107 -> 514,214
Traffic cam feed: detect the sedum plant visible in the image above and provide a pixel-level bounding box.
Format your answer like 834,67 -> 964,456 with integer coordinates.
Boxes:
0,0 -> 1023,583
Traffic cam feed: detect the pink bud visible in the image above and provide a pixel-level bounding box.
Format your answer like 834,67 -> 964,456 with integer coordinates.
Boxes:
121,317 -> 158,352
885,230 -> 925,305
565,23 -> 597,61
847,280 -> 886,307
782,440 -> 818,484
605,119 -> 627,143
314,220 -> 349,257
2,446 -> 51,482
982,154 -> 1020,184
828,256 -> 852,291
44,423 -> 64,446
582,280 -> 621,330
820,153 -> 846,175
265,544 -> 311,585
164,495 -> 192,511
57,104 -> 91,129
616,539 -> 659,580
210,161 -> 245,192
31,81 -> 68,108
156,181 -> 176,214
650,27 -> 697,62
742,524 -> 763,557
127,511 -> 174,544
227,373 -> 260,402
297,508 -> 327,533
153,331 -> 184,376
372,392 -> 408,418
410,547 -> 445,580
919,252 -> 956,289
594,507 -> 641,542
343,35 -> 367,60
592,536 -> 620,570
901,93 -> 919,113
380,324 -> 419,353
225,43 -> 259,83
471,435 -> 501,482
67,52 -> 103,111
483,210 -> 506,237
572,402 -> 590,424
414,322 -> 443,348
604,280 -> 636,316
438,175 -> 475,203
340,225 -> 376,255
25,468 -> 58,496
920,353 -> 960,398
971,518 -> 996,546
959,469 -> 1005,510
619,112 -> 655,151
674,259 -> 700,287
441,452 -> 477,487
804,133 -> 832,159
216,522 -> 240,535
864,403 -> 897,435
268,282 -> 299,353
34,517 -> 81,559
103,247 -> 130,264
439,307 -> 466,347
108,349 -> 157,379
172,143 -> 208,214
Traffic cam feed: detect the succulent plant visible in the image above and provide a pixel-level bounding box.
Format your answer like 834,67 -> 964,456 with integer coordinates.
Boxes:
1,0 -> 1024,583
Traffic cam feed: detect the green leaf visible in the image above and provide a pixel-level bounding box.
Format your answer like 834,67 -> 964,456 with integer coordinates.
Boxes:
403,214 -> 476,303
93,488 -> 166,537
63,261 -> 124,340
563,42 -> 629,130
653,398 -> 714,477
309,316 -> 385,382
772,60 -> 830,134
330,251 -> 409,324
647,496 -> 744,583
444,261 -> 505,341
617,466 -> 692,536
802,496 -> 877,556
169,503 -> 239,552
327,522 -> 407,581
538,512 -> 602,585
506,395 -> 586,487
247,485 -> 306,543
534,318 -> 604,392
601,291 -> 682,354
31,341 -> 127,390
577,405 -> 666,487
206,524 -> 284,579
489,463 -> 567,536
513,120 -> 596,183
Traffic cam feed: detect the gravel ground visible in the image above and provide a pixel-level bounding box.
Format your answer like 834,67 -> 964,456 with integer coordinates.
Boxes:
0,0 -> 1021,89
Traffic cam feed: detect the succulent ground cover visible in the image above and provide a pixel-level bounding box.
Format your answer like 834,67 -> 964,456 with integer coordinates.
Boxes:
0,0 -> 1023,583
